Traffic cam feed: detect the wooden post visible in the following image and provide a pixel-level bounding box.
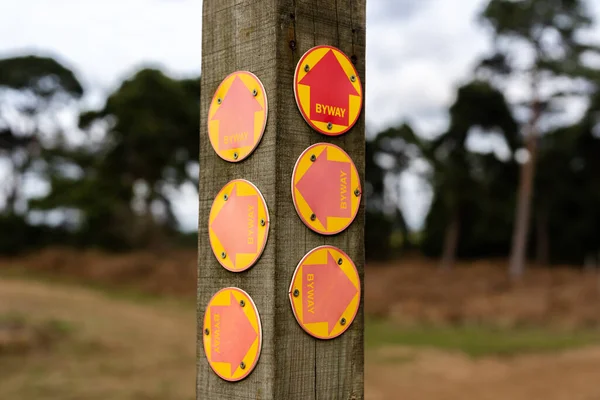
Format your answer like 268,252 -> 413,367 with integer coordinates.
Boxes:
197,0 -> 365,399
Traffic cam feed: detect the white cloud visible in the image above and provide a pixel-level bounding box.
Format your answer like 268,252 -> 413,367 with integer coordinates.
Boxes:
0,0 -> 598,232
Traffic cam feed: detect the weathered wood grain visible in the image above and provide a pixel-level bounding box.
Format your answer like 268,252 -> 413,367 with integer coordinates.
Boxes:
197,1 -> 365,399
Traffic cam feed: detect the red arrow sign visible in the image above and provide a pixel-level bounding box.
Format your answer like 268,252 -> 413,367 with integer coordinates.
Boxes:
210,292 -> 258,376
211,76 -> 263,150
298,49 -> 359,127
302,251 -> 358,334
295,147 -> 351,229
210,184 -> 259,266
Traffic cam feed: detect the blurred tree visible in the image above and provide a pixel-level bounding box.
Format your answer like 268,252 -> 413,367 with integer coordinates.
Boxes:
479,0 -> 600,277
365,124 -> 413,260
535,88 -> 600,264
420,81 -> 518,269
0,55 -> 84,254
0,55 -> 83,215
32,69 -> 200,249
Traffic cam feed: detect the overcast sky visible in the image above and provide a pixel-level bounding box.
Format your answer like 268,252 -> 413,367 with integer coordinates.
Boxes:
1,0 -> 599,231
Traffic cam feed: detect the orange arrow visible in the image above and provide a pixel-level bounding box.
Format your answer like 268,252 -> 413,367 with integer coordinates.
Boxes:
302,251 -> 358,334
210,292 -> 258,376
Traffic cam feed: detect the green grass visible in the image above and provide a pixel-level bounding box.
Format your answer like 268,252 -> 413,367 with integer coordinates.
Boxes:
366,317 -> 600,357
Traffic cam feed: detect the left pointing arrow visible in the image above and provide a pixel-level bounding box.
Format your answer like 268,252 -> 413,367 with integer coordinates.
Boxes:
210,183 -> 259,268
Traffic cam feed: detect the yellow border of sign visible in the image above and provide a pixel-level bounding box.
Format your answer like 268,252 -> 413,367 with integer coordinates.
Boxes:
288,246 -> 361,340
203,287 -> 262,382
291,143 -> 362,235
293,45 -> 363,136
208,71 -> 268,162
208,179 -> 270,272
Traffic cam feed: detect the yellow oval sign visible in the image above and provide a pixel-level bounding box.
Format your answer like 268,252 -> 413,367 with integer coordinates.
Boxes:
291,143 -> 361,235
294,45 -> 363,136
203,287 -> 262,381
289,246 -> 360,340
208,71 -> 268,162
209,179 -> 269,272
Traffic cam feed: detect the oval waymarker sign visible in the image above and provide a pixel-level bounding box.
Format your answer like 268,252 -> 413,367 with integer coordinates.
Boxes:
292,143 -> 361,235
294,45 -> 363,136
203,287 -> 262,381
289,246 -> 360,340
209,179 -> 269,272
208,71 -> 268,162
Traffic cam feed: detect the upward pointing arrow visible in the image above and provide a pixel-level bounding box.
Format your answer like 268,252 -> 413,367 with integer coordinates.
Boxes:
210,184 -> 259,267
211,76 -> 263,150
302,251 -> 358,334
295,147 -> 352,229
210,292 -> 258,376
298,49 -> 359,126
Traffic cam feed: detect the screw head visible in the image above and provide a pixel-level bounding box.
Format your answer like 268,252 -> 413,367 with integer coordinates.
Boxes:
327,122 -> 333,130
204,328 -> 210,336
304,64 -> 310,72
233,152 -> 239,160
293,289 -> 300,297
252,89 -> 258,97
221,251 -> 226,259
350,75 -> 356,82
260,219 -> 266,227
337,258 -> 343,265
217,98 -> 222,104
240,300 -> 245,307
310,154 -> 316,162
240,361 -> 246,370
340,318 -> 347,326
354,188 -> 361,197
223,193 -> 229,201
310,213 -> 316,221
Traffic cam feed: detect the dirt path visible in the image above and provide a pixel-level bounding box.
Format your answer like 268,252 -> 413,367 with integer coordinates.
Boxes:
366,345 -> 600,400
0,278 -> 197,400
2,277 -> 600,400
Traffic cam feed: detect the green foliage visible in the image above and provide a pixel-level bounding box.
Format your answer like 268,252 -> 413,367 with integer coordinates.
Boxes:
31,68 -> 200,249
0,55 -> 83,99
420,80 -> 519,261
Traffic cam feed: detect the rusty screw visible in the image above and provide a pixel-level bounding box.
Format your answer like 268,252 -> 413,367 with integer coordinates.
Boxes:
338,258 -> 343,265
240,361 -> 246,370
205,328 -> 210,336
340,318 -> 347,326
310,154 -> 316,162
310,213 -> 316,221
293,289 -> 300,297
240,300 -> 246,307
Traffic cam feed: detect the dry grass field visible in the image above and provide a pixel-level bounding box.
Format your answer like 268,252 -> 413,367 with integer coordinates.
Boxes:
1,249 -> 600,399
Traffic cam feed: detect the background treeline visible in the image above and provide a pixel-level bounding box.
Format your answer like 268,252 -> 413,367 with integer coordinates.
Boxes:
1,0 -> 599,276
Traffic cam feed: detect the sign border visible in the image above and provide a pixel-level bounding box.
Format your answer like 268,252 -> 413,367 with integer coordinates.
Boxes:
208,179 -> 270,272
203,287 -> 263,382
293,45 -> 363,136
208,70 -> 268,162
287,245 -> 361,340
